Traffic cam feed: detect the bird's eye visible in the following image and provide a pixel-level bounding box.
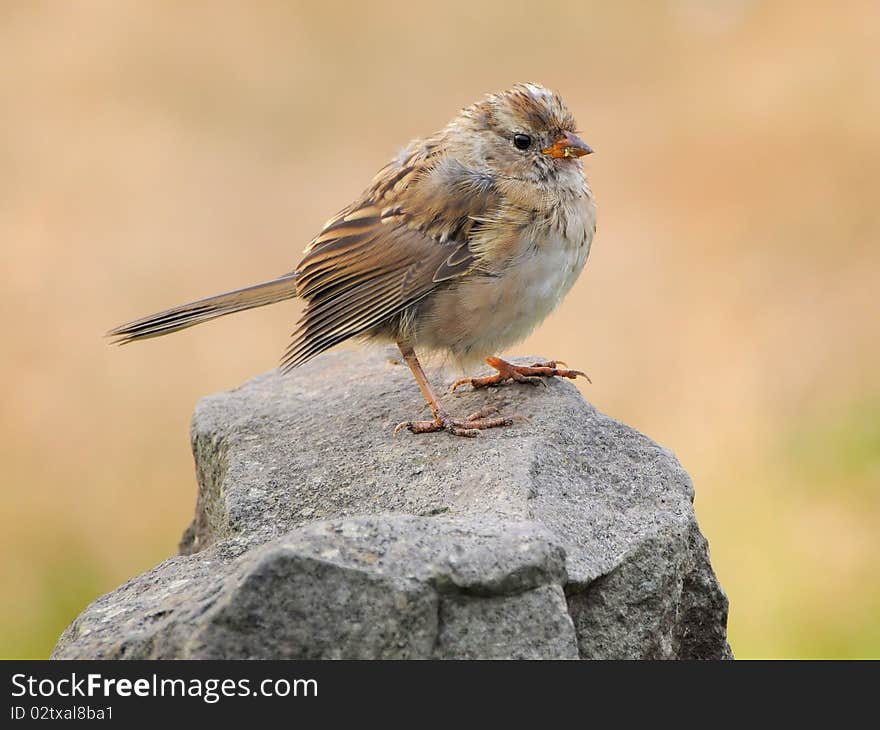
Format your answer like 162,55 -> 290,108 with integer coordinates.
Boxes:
513,134 -> 532,150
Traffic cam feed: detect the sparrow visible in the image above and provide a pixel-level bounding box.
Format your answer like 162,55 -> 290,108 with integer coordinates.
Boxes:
109,83 -> 596,437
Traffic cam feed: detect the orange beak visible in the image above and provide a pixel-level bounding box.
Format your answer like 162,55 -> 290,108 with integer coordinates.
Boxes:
541,131 -> 594,159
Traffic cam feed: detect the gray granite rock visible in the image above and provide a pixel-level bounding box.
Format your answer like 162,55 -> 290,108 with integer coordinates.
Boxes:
53,348 -> 731,659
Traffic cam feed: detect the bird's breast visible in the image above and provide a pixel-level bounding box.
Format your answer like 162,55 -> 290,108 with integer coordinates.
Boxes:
414,195 -> 596,364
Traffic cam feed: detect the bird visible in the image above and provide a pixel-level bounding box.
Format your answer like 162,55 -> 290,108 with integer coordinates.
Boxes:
108,83 -> 596,437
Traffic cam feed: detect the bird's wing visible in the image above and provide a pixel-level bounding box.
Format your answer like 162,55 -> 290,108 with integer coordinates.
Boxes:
283,145 -> 500,369
284,208 -> 456,369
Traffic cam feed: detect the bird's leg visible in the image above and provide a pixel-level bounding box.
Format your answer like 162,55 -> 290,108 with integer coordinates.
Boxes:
450,356 -> 590,393
394,345 -> 513,437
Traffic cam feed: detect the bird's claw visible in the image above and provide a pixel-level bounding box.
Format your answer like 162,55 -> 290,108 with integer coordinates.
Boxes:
450,358 -> 590,393
394,405 -> 513,437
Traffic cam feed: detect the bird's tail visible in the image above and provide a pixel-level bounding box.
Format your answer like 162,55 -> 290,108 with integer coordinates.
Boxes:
107,272 -> 299,344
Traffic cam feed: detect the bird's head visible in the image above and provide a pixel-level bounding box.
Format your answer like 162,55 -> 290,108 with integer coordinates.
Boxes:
448,83 -> 593,192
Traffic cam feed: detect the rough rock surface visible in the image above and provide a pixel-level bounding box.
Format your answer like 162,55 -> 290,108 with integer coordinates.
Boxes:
53,348 -> 731,659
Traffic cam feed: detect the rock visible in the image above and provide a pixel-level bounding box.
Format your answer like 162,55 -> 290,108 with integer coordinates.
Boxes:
53,348 -> 731,659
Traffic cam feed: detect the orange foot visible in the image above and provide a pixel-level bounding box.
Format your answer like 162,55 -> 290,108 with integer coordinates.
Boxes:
451,356 -> 590,393
394,405 -> 513,438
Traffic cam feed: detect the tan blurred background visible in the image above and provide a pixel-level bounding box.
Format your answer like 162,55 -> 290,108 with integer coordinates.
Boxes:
1,0 -> 878,658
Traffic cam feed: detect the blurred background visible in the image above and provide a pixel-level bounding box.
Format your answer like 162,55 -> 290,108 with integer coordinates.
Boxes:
1,0 -> 878,658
